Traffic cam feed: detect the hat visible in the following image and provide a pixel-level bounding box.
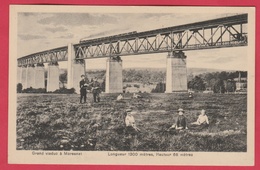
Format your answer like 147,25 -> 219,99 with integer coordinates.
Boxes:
178,108 -> 184,112
126,109 -> 132,112
81,75 -> 85,77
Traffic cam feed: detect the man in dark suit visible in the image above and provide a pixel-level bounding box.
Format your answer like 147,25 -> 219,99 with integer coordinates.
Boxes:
92,77 -> 101,103
79,75 -> 88,104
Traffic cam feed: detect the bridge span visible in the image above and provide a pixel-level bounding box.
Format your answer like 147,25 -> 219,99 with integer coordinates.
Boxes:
17,14 -> 248,93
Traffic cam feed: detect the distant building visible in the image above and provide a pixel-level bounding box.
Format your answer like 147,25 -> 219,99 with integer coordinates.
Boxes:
234,72 -> 247,91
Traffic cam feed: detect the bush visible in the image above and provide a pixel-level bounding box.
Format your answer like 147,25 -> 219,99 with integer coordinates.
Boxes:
52,88 -> 75,94
22,87 -> 46,93
133,84 -> 140,88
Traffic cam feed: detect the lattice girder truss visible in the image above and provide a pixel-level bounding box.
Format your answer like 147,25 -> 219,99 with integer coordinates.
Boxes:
74,23 -> 247,59
17,47 -> 68,67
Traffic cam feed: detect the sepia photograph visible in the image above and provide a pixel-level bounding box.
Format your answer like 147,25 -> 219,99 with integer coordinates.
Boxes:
9,5 -> 255,165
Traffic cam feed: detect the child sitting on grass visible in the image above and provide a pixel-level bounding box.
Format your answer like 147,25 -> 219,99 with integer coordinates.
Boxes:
190,109 -> 209,129
167,108 -> 188,131
125,109 -> 140,135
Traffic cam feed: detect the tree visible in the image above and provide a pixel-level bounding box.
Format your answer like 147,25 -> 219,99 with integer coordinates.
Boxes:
188,76 -> 206,91
218,71 -> 228,80
213,79 -> 226,93
17,83 -> 23,93
152,82 -> 166,93
59,71 -> 67,88
225,80 -> 236,92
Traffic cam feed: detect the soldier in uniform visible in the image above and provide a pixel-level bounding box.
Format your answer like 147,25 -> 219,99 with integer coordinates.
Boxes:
92,77 -> 101,103
79,75 -> 88,104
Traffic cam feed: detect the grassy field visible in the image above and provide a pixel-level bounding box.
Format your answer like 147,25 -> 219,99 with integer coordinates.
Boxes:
16,93 -> 247,152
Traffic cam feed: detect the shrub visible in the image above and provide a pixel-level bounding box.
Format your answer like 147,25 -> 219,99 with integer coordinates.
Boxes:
52,88 -> 75,94
22,87 -> 46,93
133,84 -> 140,88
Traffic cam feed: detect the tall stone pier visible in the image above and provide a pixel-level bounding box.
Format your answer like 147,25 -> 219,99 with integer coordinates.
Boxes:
17,66 -> 22,84
34,63 -> 45,89
47,62 -> 60,92
67,43 -> 86,94
21,66 -> 27,89
26,64 -> 35,89
105,56 -> 123,93
166,51 -> 188,93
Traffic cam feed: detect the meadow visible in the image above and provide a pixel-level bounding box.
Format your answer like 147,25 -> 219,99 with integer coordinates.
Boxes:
16,93 -> 247,152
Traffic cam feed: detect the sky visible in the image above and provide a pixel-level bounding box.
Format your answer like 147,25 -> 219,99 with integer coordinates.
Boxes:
17,11 -> 248,71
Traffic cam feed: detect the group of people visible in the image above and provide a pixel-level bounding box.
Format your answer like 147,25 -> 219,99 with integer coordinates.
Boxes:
79,74 -> 209,134
79,75 -> 101,104
123,108 -> 209,135
116,93 -> 142,101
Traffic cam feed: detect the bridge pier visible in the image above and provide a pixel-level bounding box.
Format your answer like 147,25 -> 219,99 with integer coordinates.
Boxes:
67,43 -> 85,94
47,62 -> 59,92
21,66 -> 27,89
105,56 -> 123,93
17,66 -> 22,84
165,51 -> 188,93
26,64 -> 35,89
34,63 -> 45,89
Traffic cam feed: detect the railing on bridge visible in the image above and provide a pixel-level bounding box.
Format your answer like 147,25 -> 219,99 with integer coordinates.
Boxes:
17,14 -> 248,67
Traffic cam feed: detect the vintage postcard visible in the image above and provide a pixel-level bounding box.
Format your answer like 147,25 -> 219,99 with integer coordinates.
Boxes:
9,5 -> 255,165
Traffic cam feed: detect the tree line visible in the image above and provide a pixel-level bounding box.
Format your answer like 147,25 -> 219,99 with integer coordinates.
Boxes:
26,69 -> 246,94
188,71 -> 247,93
62,69 -> 247,93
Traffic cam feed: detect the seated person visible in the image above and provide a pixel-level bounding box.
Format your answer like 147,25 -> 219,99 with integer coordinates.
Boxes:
191,109 -> 209,125
116,94 -> 123,101
168,108 -> 188,131
125,109 -> 140,135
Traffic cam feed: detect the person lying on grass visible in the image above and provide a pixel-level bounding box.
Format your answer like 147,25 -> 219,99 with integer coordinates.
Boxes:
191,109 -> 209,125
125,109 -> 141,134
167,108 -> 188,131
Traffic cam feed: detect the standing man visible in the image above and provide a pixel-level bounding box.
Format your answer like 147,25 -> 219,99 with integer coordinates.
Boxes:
92,77 -> 101,103
79,75 -> 88,104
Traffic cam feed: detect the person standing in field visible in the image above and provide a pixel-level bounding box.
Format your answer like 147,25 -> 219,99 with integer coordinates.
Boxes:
168,108 -> 188,131
92,77 -> 101,103
79,75 -> 88,104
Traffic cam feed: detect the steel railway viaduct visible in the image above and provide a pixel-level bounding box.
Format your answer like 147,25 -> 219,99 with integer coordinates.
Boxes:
17,14 -> 248,93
